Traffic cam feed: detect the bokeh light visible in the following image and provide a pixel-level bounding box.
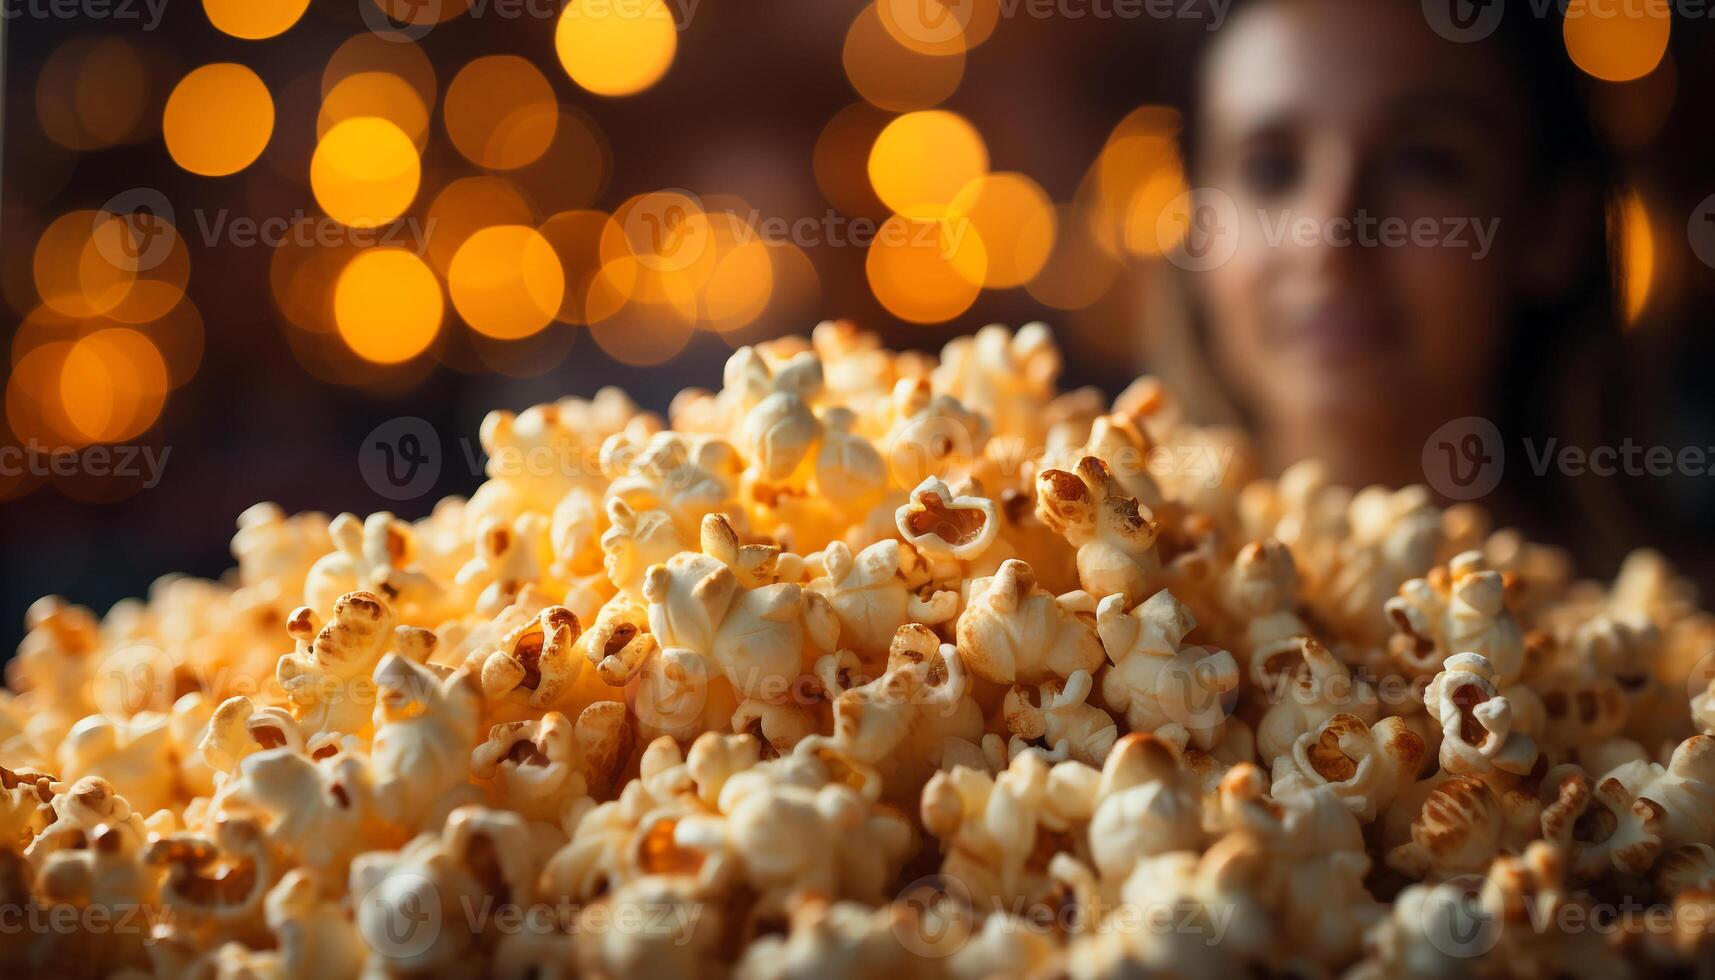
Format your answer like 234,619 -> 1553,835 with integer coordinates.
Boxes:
877,0 -> 999,54
949,172 -> 1055,288
311,117 -> 422,227
701,213 -> 775,332
34,211 -> 134,318
555,0 -> 678,97
866,215 -> 986,323
1026,204 -> 1120,310
323,34 -> 438,112
1564,0 -> 1670,83
318,71 -> 431,149
868,110 -> 988,219
814,103 -> 893,219
36,37 -> 154,151
58,329 -> 168,444
844,3 -> 965,112
539,209 -> 621,325
334,250 -> 443,364
589,297 -> 697,365
448,226 -> 566,339
163,64 -> 275,176
1619,189 -> 1654,325
514,107 -> 613,213
204,0 -> 311,40
7,341 -> 81,447
444,56 -> 559,170
424,177 -> 537,274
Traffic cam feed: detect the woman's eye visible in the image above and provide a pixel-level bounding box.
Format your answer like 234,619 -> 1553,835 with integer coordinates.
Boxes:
1240,149 -> 1300,198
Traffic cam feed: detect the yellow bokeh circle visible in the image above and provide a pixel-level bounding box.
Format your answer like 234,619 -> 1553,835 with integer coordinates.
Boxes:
555,0 -> 678,96
868,110 -> 988,219
1564,0 -> 1670,83
949,172 -> 1055,288
203,0 -> 311,40
866,215 -> 986,323
311,117 -> 422,228
334,250 -> 444,364
449,226 -> 566,339
444,56 -> 559,169
163,64 -> 274,176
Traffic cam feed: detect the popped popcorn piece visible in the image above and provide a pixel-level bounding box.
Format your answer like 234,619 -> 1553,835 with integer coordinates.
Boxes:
602,429 -> 743,542
1422,652 -> 1538,779
1087,734 -> 1204,882
1095,589 -> 1239,750
369,655 -> 484,832
469,390 -> 640,526
471,703 -> 632,822
1018,670 -> 1118,767
147,816 -> 275,942
1386,775 -> 1540,880
820,624 -> 984,802
957,559 -> 1104,685
455,513 -> 550,617
57,711 -> 177,816
304,512 -> 447,623
920,749 -> 1097,909
478,604 -> 585,710
1271,713 -> 1424,822
1386,551 -> 1526,684
352,805 -> 559,975
1253,636 -> 1380,764
642,515 -> 813,707
728,345 -> 824,484
733,897 -> 919,980
277,591 -> 425,739
1217,538 -> 1310,663
809,539 -> 957,657
1541,735 -> 1715,878
1035,457 -> 1164,605
895,476 -> 1000,564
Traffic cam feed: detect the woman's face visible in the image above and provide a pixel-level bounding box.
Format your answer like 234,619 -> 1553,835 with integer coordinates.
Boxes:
1194,0 -> 1535,429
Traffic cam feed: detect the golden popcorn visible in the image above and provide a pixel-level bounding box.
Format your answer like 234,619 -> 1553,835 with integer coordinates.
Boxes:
7,323 -> 1715,977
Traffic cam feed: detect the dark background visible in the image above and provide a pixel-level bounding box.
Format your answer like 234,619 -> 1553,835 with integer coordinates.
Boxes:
5,0 -> 1715,657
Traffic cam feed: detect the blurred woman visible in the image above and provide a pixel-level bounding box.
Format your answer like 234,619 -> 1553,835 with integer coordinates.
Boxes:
1178,0 -> 1630,554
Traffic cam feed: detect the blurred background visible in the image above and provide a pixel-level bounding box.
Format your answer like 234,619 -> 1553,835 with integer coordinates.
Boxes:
4,0 -> 1715,653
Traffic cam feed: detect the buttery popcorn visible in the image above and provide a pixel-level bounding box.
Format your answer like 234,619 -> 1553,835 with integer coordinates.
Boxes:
6,323 -> 1714,977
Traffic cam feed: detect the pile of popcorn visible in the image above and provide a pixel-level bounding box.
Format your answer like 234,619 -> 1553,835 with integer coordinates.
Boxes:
6,322 -> 1715,979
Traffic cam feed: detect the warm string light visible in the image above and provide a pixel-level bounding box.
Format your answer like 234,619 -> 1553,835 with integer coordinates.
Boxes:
9,0 -> 1672,490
